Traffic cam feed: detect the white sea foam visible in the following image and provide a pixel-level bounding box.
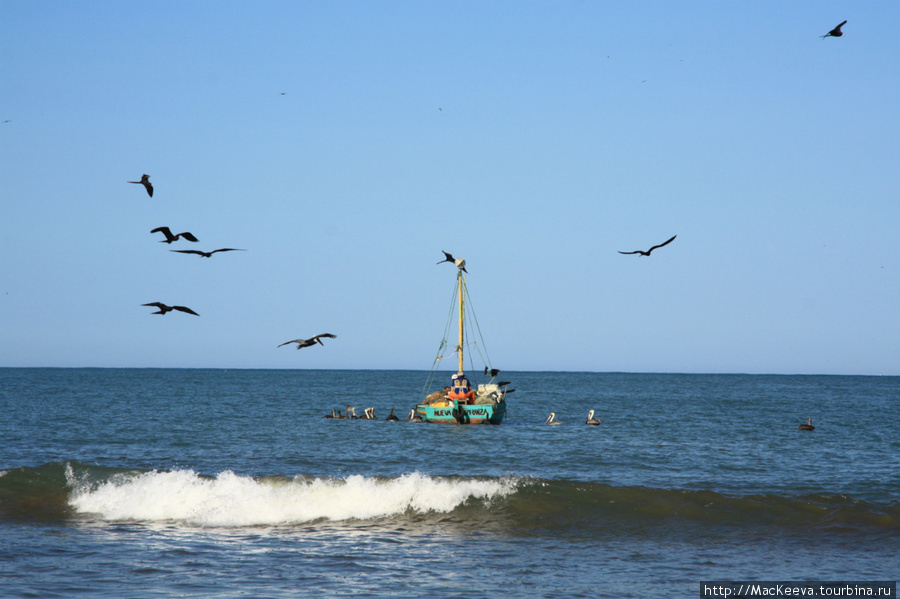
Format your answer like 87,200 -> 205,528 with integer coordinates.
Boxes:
68,470 -> 517,527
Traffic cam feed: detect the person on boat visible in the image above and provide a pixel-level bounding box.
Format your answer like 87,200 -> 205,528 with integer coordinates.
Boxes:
448,372 -> 475,403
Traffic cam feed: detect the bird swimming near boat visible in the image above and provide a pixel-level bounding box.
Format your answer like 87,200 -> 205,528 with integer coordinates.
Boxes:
798,418 -> 816,431
821,20 -> 847,38
386,408 -> 400,421
277,334 -> 337,350
618,235 -> 677,256
407,409 -> 423,422
484,367 -> 501,377
437,250 -> 467,273
128,174 -> 153,197
142,302 -> 199,316
585,410 -> 602,425
170,248 -> 246,258
151,227 -> 198,244
545,412 -> 562,425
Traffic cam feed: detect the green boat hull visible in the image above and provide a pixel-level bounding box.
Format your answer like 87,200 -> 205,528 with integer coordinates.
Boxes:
415,398 -> 506,425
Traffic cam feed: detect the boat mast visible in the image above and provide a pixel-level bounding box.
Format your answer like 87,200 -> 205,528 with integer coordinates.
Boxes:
457,269 -> 464,374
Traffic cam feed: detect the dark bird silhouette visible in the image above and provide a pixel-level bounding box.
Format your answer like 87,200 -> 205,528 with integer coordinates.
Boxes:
128,174 -> 153,197
142,302 -> 199,316
798,418 -> 816,431
386,408 -> 400,421
821,20 -> 847,38
484,367 -> 501,377
277,333 -> 337,349
618,235 -> 677,256
170,248 -> 245,258
151,227 -> 198,244
437,250 -> 467,272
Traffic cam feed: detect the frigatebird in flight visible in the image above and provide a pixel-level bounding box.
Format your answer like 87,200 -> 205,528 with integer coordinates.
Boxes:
821,20 -> 847,38
278,333 -> 337,349
170,248 -> 245,258
437,250 -> 467,272
618,235 -> 677,256
142,302 -> 199,316
128,174 -> 153,197
484,367 -> 501,377
151,227 -> 198,244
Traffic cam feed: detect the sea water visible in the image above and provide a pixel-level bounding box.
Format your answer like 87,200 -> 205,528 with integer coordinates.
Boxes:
1,368 -> 897,598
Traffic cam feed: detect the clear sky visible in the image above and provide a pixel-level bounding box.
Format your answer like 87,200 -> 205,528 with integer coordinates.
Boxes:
1,1 -> 897,375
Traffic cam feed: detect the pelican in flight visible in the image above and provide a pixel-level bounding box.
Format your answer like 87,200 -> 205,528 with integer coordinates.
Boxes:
437,250 -> 467,273
277,334 -> 337,350
545,412 -> 562,425
798,418 -> 816,431
128,174 -> 153,197
821,20 -> 847,38
618,235 -> 677,256
151,227 -> 198,244
585,410 -> 602,425
171,248 -> 245,258
142,302 -> 199,316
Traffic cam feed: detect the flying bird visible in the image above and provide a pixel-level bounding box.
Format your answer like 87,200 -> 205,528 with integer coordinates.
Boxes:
128,174 -> 153,197
618,235 -> 677,256
437,250 -> 467,272
821,20 -> 847,38
484,367 -> 501,377
277,333 -> 337,349
170,248 -> 245,258
151,227 -> 198,244
142,302 -> 199,316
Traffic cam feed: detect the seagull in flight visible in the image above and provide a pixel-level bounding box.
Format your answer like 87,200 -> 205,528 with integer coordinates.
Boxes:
170,248 -> 245,258
277,333 -> 337,349
142,302 -> 199,316
618,235 -> 677,256
821,20 -> 847,38
128,174 -> 153,197
151,227 -> 198,244
437,250 -> 467,272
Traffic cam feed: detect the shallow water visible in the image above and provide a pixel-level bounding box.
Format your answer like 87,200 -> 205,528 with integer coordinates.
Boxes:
1,368 -> 897,597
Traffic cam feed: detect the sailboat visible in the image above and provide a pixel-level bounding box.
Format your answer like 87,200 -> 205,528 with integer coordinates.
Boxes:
414,262 -> 509,424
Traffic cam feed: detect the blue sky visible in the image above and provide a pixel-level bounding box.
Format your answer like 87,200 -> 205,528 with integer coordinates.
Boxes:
1,1 -> 897,374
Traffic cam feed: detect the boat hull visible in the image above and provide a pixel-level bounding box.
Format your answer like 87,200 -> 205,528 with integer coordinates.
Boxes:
415,398 -> 506,425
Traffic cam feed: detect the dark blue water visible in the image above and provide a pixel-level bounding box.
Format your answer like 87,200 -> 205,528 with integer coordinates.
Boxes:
1,368 -> 898,598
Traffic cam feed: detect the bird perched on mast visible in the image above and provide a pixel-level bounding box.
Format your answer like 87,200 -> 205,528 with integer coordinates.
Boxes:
437,250 -> 467,272
128,174 -> 153,197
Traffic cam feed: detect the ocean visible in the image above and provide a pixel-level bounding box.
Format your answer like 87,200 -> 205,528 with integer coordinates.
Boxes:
1,368 -> 897,598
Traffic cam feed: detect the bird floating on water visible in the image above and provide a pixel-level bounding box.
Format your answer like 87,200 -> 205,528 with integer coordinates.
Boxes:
618,235 -> 677,256
585,410 -> 602,425
142,302 -> 199,316
277,333 -> 337,350
821,20 -> 847,38
386,408 -> 400,421
798,418 -> 816,431
151,227 -> 198,244
128,174 -> 153,197
170,248 -> 246,258
437,250 -> 467,273
407,409 -> 423,422
545,412 -> 562,425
